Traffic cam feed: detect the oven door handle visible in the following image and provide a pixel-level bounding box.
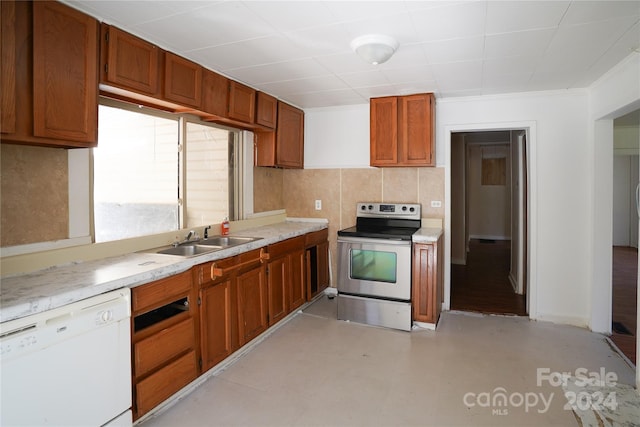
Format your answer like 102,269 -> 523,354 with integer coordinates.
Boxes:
337,236 -> 411,246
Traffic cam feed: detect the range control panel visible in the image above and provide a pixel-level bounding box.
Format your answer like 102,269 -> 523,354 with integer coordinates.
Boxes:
356,202 -> 421,220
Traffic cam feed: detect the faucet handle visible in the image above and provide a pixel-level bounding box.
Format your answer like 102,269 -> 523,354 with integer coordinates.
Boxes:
204,225 -> 212,239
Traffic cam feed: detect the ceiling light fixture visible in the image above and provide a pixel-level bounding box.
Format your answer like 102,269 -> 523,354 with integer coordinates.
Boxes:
350,34 -> 399,65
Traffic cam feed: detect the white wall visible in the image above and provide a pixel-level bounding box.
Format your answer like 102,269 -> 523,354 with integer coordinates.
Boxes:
440,90 -> 590,327
304,104 -> 370,169
588,52 -> 640,391
467,143 -> 511,240
613,155 -> 639,247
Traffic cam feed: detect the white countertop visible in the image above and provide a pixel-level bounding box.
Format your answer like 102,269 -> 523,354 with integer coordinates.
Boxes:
0,220 -> 327,323
412,227 -> 443,244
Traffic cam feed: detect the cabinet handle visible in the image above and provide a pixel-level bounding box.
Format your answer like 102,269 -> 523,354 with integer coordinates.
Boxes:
211,248 -> 270,278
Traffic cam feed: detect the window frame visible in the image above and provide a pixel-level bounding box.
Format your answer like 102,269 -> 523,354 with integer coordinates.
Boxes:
94,97 -> 244,243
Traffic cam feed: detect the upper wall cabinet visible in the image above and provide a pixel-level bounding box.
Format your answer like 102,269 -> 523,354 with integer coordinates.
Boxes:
164,52 -> 201,109
100,25 -> 161,98
254,101 -> 304,169
370,93 -> 435,167
1,0 -> 99,148
255,92 -> 277,129
228,81 -> 256,124
201,68 -> 229,118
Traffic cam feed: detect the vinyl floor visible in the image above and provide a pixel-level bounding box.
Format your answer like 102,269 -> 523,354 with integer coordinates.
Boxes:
140,296 -> 636,427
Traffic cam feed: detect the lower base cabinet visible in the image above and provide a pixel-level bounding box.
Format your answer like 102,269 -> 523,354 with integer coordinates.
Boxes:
131,229 -> 329,418
130,270 -> 199,420
237,258 -> 268,346
412,235 -> 443,325
305,229 -> 329,301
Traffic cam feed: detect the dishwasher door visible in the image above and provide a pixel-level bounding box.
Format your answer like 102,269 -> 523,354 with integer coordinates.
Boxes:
1,288 -> 132,427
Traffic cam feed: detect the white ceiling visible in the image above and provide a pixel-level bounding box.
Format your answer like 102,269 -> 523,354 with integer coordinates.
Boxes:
64,0 -> 640,109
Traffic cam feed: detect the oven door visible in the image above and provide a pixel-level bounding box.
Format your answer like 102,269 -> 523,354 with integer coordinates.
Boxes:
337,236 -> 412,301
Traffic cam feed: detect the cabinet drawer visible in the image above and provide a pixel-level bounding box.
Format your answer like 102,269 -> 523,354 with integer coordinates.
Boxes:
133,270 -> 192,314
268,236 -> 304,259
135,350 -> 198,417
134,317 -> 195,378
305,229 -> 328,247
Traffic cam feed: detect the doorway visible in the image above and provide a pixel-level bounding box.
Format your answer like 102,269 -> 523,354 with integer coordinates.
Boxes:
450,130 -> 528,316
610,109 -> 639,365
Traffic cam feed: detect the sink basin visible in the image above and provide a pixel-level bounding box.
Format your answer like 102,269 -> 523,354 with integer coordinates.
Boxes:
150,235 -> 262,257
155,244 -> 220,257
198,236 -> 263,247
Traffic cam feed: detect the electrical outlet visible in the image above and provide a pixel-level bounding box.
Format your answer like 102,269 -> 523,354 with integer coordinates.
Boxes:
431,200 -> 442,208
315,200 -> 322,210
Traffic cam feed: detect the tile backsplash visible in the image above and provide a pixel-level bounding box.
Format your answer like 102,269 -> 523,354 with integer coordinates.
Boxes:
256,166 -> 446,284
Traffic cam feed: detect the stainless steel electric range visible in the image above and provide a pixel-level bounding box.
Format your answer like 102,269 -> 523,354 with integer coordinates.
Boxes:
337,202 -> 421,331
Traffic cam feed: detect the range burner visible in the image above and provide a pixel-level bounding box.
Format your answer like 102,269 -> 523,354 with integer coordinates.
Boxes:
338,202 -> 421,241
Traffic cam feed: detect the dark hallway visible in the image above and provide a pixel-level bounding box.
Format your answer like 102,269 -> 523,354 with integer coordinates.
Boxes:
611,245 -> 637,365
451,239 -> 527,316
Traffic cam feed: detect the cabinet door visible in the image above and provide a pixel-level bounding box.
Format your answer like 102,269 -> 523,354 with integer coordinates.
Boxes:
255,92 -> 277,129
237,264 -> 267,346
289,249 -> 306,311
1,0 -> 16,135
201,68 -> 228,118
32,1 -> 98,144
276,101 -> 304,168
399,93 -> 434,166
317,241 -> 330,294
228,81 -> 255,123
200,279 -> 235,371
370,96 -> 398,166
164,52 -> 201,108
101,25 -> 161,96
412,243 -> 437,323
267,257 -> 288,326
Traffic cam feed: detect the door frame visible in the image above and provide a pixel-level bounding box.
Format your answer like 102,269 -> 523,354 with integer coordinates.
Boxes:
444,121 -> 538,319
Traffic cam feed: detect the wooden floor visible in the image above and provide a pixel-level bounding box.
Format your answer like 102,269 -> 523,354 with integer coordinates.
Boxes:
611,246 -> 637,365
450,239 -> 527,316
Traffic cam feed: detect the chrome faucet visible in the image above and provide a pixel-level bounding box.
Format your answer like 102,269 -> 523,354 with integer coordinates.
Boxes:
173,230 -> 199,247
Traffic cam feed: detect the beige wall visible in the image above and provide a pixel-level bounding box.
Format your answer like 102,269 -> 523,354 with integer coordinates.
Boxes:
1,144 -> 69,246
253,167 -> 284,213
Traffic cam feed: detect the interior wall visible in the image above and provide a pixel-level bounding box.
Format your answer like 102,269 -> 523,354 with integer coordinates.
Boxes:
440,90 -> 590,326
613,155 -> 639,247
510,131 -> 524,294
467,143 -> 511,240
1,144 -> 69,246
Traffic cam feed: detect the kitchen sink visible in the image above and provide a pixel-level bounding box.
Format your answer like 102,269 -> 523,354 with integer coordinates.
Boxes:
155,244 -> 221,257
198,236 -> 263,247
150,235 -> 263,257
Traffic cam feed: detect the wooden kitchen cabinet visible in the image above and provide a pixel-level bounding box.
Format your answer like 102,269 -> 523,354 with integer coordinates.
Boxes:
228,80 -> 256,123
412,235 -> 443,326
164,52 -> 202,109
236,252 -> 268,346
201,68 -> 229,118
195,256 -> 238,373
131,270 -> 199,420
100,24 -> 162,98
255,101 -> 304,168
1,0 -> 99,148
255,91 -> 278,129
305,229 -> 330,301
370,93 -> 435,167
266,236 -> 305,326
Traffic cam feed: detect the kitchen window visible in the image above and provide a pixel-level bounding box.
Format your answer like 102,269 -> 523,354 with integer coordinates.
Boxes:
94,99 -> 240,243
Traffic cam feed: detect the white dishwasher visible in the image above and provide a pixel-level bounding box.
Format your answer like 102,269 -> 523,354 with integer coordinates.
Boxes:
1,287 -> 132,427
